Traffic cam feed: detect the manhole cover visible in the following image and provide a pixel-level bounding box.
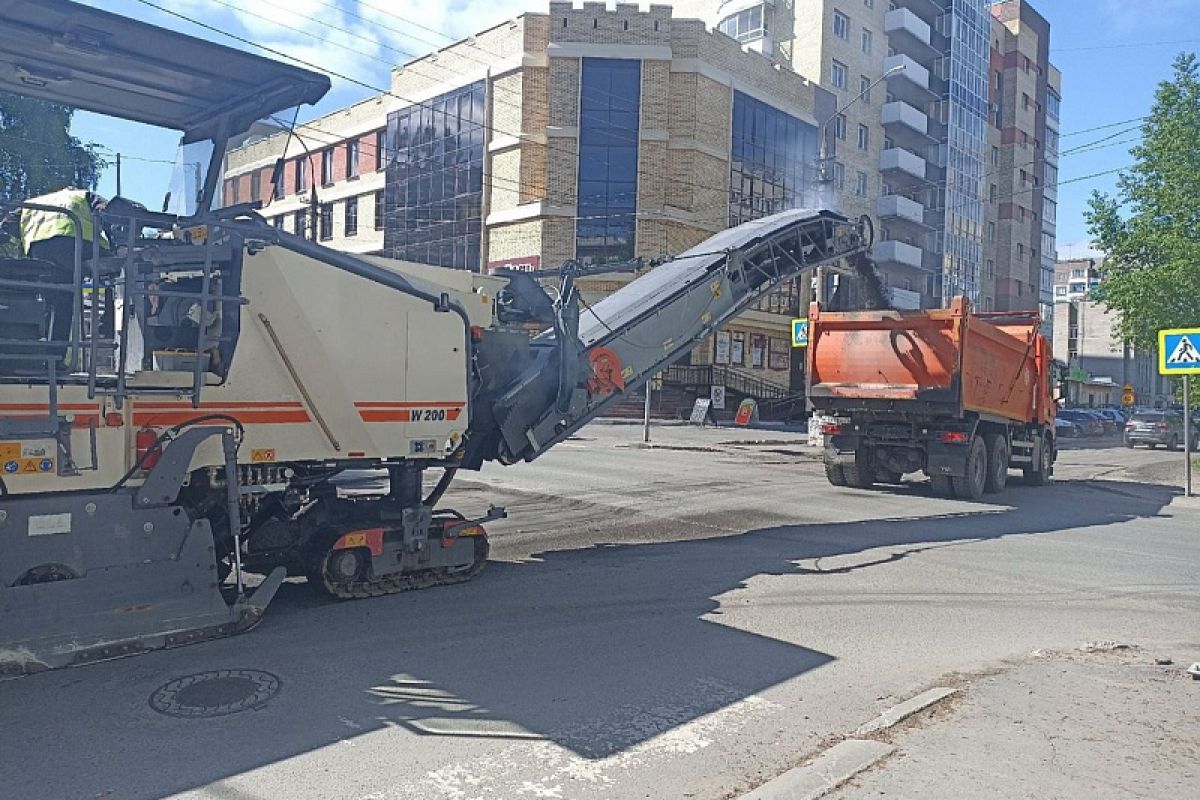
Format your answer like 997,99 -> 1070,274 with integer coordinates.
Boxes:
149,669 -> 281,718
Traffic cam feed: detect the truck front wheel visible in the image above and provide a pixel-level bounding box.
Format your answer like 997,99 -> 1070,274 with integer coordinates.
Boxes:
1023,434 -> 1054,486
951,436 -> 987,500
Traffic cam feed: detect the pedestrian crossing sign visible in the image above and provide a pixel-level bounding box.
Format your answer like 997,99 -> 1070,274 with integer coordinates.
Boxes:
791,318 -> 809,348
1158,328 -> 1200,375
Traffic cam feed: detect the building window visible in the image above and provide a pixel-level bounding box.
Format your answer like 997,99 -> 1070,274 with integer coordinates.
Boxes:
835,113 -> 847,140
833,161 -> 845,189
857,123 -> 869,150
345,196 -> 358,237
273,164 -> 285,199
989,184 -> 997,202
985,259 -> 994,278
864,0 -> 873,7
1047,90 -> 1061,121
249,170 -> 261,204
346,140 -> 360,180
576,58 -> 640,265
271,215 -> 283,228
293,209 -> 307,239
729,90 -> 817,225
1022,93 -> 1030,110
374,189 -> 385,231
230,177 -> 240,205
321,148 -> 334,187
833,11 -> 849,40
859,76 -> 872,103
375,129 -> 386,171
855,170 -> 868,196
1055,286 -> 1067,297
1017,242 -> 1024,258
991,146 -> 999,166
384,80 -> 486,270
295,157 -> 307,193
718,4 -> 768,43
988,221 -> 996,241
861,28 -> 873,55
319,202 -> 333,241
831,59 -> 847,89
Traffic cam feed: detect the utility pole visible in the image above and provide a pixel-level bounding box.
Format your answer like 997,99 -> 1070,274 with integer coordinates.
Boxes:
115,152 -> 121,197
1185,374 -> 1193,497
643,380 -> 652,443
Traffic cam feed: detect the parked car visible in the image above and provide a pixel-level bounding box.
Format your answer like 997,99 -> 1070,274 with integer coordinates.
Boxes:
1094,408 -> 1126,430
1055,417 -> 1084,438
1058,409 -> 1104,436
1123,410 -> 1193,450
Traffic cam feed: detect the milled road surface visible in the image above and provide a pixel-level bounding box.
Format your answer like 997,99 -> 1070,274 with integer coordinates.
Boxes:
1,425 -> 1196,800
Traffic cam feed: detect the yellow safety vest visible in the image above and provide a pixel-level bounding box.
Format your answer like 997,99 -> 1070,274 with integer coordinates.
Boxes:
19,188 -> 110,253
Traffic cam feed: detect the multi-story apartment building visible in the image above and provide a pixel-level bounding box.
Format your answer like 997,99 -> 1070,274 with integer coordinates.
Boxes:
223,2 -> 836,392
984,0 -> 1060,332
1053,256 -> 1102,303
684,0 -> 1059,319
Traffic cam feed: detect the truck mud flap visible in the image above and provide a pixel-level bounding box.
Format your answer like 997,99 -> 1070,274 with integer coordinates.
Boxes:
0,491 -> 284,678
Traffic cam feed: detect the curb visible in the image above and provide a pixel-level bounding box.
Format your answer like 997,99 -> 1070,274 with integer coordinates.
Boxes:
739,739 -> 895,800
738,687 -> 958,799
854,687 -> 958,735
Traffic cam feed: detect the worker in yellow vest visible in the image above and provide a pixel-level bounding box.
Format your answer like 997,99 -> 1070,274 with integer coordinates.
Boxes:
17,189 -> 110,367
19,188 -> 110,264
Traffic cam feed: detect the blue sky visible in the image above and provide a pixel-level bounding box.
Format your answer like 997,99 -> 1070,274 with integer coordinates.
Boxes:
71,0 -> 1200,256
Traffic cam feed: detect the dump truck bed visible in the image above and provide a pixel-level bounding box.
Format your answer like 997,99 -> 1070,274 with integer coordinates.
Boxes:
807,297 -> 1051,426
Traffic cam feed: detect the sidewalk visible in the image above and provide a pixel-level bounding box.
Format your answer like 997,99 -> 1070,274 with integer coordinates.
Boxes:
830,646 -> 1200,800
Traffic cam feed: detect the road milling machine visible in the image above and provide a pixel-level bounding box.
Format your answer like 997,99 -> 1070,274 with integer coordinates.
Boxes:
0,0 -> 871,675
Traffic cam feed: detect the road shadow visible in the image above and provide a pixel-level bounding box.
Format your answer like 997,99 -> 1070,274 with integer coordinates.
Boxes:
0,478 -> 1179,799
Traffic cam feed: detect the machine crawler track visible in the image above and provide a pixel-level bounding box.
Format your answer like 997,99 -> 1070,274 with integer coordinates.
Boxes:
316,536 -> 489,600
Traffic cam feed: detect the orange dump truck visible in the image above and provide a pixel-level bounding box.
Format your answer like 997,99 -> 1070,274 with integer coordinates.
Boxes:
806,297 -> 1056,499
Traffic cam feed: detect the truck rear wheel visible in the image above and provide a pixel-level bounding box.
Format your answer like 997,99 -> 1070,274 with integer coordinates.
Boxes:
951,436 -> 987,500
842,446 -> 876,489
983,433 -> 1009,494
824,460 -> 848,486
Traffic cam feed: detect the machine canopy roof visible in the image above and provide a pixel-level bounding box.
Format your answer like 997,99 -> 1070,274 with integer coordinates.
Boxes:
0,0 -> 330,143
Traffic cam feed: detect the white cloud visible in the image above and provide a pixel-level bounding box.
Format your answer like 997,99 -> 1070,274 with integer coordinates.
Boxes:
1100,0 -> 1200,33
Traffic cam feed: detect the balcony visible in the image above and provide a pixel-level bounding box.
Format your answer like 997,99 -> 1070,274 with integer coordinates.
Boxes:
873,240 -> 925,270
882,101 -> 933,152
877,194 -> 927,227
880,147 -> 927,186
884,8 -> 938,58
884,54 -> 936,107
889,0 -> 947,23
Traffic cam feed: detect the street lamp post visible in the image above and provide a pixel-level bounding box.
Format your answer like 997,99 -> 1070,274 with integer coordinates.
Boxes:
814,63 -> 905,304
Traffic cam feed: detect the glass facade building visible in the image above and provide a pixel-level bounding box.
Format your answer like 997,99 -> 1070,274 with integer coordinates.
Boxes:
383,80 -> 486,271
728,91 -> 818,226
576,58 -> 641,265
933,0 -> 989,304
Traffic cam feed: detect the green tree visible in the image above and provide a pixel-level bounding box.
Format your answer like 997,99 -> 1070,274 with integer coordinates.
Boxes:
1086,53 -> 1200,352
0,91 -> 106,203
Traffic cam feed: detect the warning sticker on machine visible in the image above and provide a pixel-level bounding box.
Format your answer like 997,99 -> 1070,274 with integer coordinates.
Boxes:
29,513 -> 72,536
250,448 -> 277,463
4,457 -> 54,475
0,442 -> 19,460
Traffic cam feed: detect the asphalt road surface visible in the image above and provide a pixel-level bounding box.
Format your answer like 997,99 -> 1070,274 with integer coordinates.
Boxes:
1,425 -> 1196,800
